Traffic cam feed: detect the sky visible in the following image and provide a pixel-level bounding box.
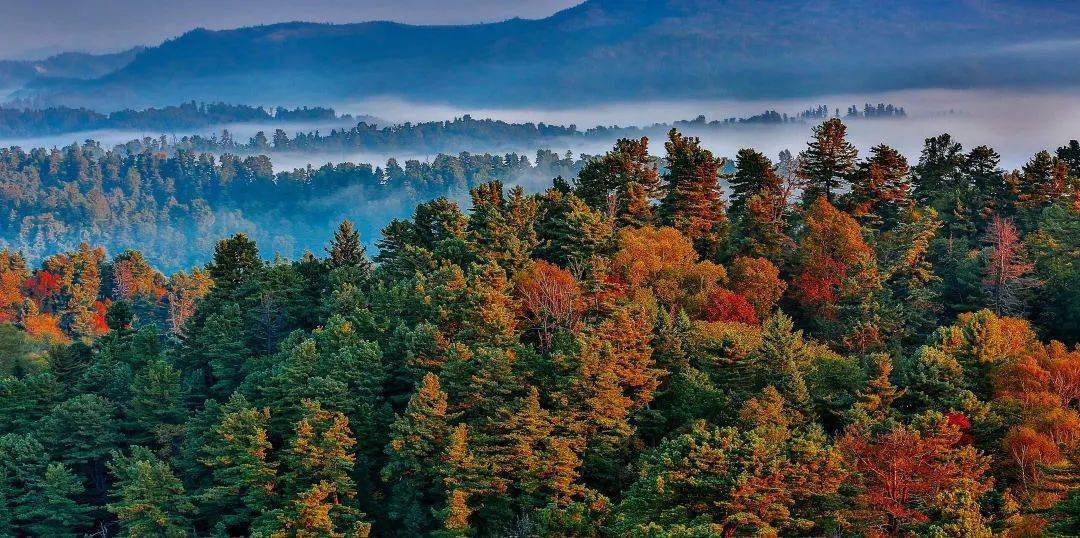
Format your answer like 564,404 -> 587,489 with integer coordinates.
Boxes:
0,0 -> 582,59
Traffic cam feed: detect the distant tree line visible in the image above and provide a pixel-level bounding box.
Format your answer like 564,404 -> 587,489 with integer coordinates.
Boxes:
0,101 -> 343,137
3,102 -> 909,158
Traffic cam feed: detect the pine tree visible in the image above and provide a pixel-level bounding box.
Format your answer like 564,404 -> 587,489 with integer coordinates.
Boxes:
574,137 -> 659,223
1014,150 -> 1073,209
107,446 -> 194,537
658,128 -> 728,259
384,373 -> 451,534
15,463 -> 92,538
729,148 -> 783,219
845,353 -> 902,427
276,400 -> 368,535
127,360 -> 186,448
199,394 -> 277,534
206,233 -> 261,298
1056,139 -> 1080,178
327,219 -> 373,273
843,144 -> 912,229
911,134 -> 966,210
963,145 -> 1008,232
797,118 -> 858,206
38,394 -> 121,493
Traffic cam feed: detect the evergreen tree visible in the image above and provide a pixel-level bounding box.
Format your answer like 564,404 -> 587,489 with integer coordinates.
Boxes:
658,128 -> 728,259
206,233 -> 261,297
328,219 -> 373,273
729,148 -> 783,219
199,394 -> 277,535
126,359 -> 186,448
384,373 -> 451,534
107,446 -> 195,537
843,143 -> 912,229
797,118 -> 858,205
574,137 -> 659,224
911,133 -> 966,211
15,463 -> 92,538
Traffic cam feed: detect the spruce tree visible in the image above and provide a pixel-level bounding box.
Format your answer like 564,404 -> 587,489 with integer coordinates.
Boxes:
327,220 -> 373,273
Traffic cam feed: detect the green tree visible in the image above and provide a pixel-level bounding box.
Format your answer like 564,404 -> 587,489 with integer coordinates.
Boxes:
327,219 -> 373,274
107,446 -> 194,537
729,148 -> 783,219
798,118 -> 858,205
658,128 -> 728,258
574,137 -> 659,225
15,463 -> 92,537
384,373 -> 452,534
38,394 -> 121,493
199,394 -> 277,535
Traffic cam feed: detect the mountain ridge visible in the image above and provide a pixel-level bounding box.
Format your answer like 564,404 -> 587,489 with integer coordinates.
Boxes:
10,0 -> 1080,109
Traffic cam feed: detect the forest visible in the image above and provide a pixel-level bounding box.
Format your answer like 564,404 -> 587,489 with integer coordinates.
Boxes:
0,144 -> 583,271
0,119 -> 1079,537
0,103 -> 343,138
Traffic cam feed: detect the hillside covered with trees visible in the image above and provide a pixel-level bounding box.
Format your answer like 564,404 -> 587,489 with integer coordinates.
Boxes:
12,0 -> 1080,110
0,120 -> 1079,536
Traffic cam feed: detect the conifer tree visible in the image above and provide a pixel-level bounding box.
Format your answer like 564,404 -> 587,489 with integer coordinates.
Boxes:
911,133 -> 966,211
206,233 -> 261,297
384,373 -> 451,534
574,137 -> 659,223
843,144 -> 912,229
107,446 -> 194,537
327,219 -> 373,274
127,359 -> 186,448
15,463 -> 92,538
797,118 -> 857,205
729,148 -> 783,219
845,353 -> 903,427
275,400 -> 368,535
658,128 -> 728,258
199,394 -> 277,535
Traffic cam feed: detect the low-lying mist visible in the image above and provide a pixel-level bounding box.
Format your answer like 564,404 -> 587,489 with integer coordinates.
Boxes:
337,88 -> 1080,170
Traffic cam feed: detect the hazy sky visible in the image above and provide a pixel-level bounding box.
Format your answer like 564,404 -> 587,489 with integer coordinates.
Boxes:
0,0 -> 582,59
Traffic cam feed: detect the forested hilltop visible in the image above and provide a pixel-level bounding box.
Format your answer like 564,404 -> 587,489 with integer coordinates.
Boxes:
0,145 -> 583,271
1,121 -> 1079,536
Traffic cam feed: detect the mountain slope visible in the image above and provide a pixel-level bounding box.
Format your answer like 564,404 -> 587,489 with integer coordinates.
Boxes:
12,0 -> 1080,109
0,48 -> 144,93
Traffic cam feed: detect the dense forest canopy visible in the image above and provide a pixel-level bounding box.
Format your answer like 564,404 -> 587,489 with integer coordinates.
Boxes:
1,119 -> 1079,536
0,143 -> 583,271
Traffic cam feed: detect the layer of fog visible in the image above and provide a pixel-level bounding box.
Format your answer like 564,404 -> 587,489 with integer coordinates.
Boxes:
1,87 -> 1076,175
336,88 -> 1080,170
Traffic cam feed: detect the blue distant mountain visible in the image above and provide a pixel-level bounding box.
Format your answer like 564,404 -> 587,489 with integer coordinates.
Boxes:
10,0 -> 1080,109
0,48 -> 143,92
